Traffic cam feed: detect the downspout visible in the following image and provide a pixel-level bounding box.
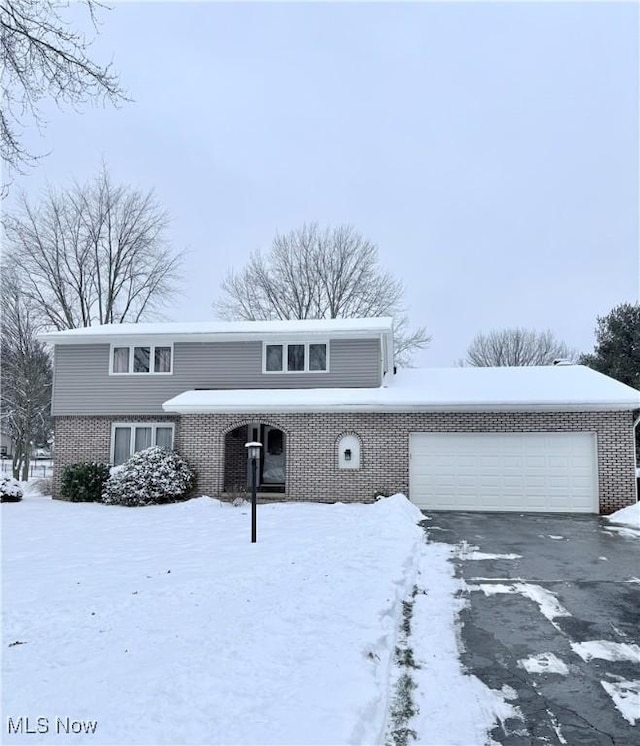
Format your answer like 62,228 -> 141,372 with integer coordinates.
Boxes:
634,411 -> 640,501
381,330 -> 393,387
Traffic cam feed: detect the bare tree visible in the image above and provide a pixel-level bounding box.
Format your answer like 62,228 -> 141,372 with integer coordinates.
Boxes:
463,328 -> 577,367
213,223 -> 430,366
4,167 -> 183,329
1,0 -> 126,190
1,270 -> 52,479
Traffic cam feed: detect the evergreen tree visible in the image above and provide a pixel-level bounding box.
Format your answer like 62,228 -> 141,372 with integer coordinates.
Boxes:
579,302 -> 640,389
580,302 -> 640,459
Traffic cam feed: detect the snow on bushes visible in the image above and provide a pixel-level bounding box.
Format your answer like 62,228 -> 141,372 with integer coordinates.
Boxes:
1,476 -> 23,502
102,447 -> 195,507
61,462 -> 111,502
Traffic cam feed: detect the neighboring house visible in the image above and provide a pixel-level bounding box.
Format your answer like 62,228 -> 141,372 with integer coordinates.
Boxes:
1,431 -> 13,459
39,318 -> 639,514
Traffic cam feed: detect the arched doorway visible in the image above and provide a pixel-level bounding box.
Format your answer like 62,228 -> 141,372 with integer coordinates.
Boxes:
223,423 -> 286,494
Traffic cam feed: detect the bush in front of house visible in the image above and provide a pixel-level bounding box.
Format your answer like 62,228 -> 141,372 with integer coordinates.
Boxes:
60,462 -> 111,502
102,446 -> 195,507
1,476 -> 23,502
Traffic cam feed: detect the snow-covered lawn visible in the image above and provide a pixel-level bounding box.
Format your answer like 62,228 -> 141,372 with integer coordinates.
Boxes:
2,494 -> 512,745
606,502 -> 640,530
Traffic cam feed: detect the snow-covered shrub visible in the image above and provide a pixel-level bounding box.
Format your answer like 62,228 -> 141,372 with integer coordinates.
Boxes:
102,447 -> 195,507
60,462 -> 111,502
1,476 -> 23,502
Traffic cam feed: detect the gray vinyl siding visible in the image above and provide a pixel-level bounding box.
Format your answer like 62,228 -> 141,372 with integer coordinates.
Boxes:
51,338 -> 381,415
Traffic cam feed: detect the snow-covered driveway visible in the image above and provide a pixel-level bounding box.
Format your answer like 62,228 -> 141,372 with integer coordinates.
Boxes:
1,493 -> 513,746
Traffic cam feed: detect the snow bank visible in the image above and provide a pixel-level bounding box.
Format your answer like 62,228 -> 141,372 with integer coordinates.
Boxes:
373,491 -> 426,523
408,546 -> 521,743
2,494 -> 425,745
606,502 -> 640,530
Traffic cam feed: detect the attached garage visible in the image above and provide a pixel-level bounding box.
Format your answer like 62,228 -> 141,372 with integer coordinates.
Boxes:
409,432 -> 599,513
162,363 -> 638,515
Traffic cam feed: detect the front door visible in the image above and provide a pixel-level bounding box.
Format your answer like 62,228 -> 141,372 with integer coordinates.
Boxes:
261,426 -> 285,485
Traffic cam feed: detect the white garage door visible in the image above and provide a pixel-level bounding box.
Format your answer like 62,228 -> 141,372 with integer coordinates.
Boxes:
409,432 -> 598,513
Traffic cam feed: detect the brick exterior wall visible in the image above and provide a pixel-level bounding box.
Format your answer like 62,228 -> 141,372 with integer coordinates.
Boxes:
224,426 -> 249,489
53,415 -> 179,496
53,411 -> 638,513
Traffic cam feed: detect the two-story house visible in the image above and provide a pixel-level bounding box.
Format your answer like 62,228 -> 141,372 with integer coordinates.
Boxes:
41,317 -> 638,514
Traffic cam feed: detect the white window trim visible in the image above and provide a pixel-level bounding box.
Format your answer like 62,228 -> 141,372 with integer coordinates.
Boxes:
262,341 -> 330,374
110,422 -> 176,465
109,343 -> 174,375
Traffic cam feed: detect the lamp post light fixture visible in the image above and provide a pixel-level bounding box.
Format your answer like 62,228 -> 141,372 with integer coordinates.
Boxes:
245,441 -> 262,543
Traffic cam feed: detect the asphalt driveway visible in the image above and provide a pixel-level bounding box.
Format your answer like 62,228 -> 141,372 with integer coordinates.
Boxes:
422,511 -> 640,746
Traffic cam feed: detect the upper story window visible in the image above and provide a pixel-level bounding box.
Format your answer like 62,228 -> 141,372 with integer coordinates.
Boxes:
263,342 -> 328,373
110,344 -> 173,375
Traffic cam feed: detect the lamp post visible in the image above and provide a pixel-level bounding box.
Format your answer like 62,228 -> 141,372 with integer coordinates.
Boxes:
245,441 -> 262,543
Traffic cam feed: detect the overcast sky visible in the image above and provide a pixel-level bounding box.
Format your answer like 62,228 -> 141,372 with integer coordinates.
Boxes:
7,1 -> 639,366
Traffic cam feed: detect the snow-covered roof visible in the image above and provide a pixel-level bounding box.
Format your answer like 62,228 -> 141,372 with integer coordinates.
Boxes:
163,365 -> 640,414
38,317 -> 394,344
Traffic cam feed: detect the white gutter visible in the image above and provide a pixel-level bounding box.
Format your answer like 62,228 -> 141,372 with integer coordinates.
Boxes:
163,400 -> 640,415
386,327 -> 395,377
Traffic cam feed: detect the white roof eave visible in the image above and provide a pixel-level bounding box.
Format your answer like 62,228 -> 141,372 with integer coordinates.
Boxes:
162,400 -> 639,415
39,328 -> 391,346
